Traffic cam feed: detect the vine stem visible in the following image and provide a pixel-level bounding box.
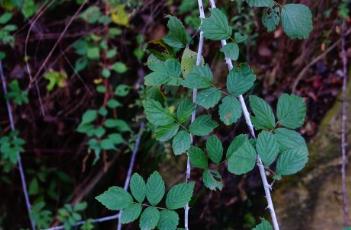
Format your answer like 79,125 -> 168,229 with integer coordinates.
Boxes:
184,1 -> 206,229
117,122 -> 145,230
0,61 -> 35,230
207,1 -> 280,229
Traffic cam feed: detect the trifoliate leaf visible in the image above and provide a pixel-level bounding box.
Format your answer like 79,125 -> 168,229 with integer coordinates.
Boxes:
157,210 -> 179,230
247,0 -> 274,7
182,65 -> 213,89
277,94 -> 306,129
262,7 -> 280,32
139,207 -> 160,230
249,96 -> 276,130
226,64 -> 256,96
95,186 -> 132,210
219,96 -> 242,126
130,173 -> 146,203
276,148 -> 308,176
220,43 -> 239,61
181,48 -> 198,78
188,146 -> 208,169
166,182 -> 195,209
176,99 -> 193,123
146,171 -> 165,206
202,169 -> 223,191
163,16 -> 190,48
154,123 -> 179,142
281,4 -> 313,39
120,203 -> 142,224
143,100 -> 175,126
206,135 -> 223,164
253,219 -> 273,230
196,87 -> 222,109
201,8 -> 232,40
227,136 -> 257,175
256,131 -> 279,166
189,115 -> 218,136
172,131 -> 191,155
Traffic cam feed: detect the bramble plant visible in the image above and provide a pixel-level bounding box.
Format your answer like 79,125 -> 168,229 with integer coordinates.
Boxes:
96,0 -> 313,229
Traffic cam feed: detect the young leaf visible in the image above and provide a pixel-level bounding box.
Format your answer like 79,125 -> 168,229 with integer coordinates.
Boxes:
218,96 -> 242,126
281,4 -> 313,39
201,8 -> 232,40
163,16 -> 190,48
262,7 -> 280,32
95,186 -> 132,210
277,94 -> 306,129
166,182 -> 195,210
249,96 -> 276,130
176,99 -> 193,123
220,42 -> 239,61
256,131 -> 279,166
196,87 -> 222,109
172,131 -> 191,155
146,171 -> 165,206
253,219 -> 273,230
139,207 -> 160,230
181,48 -> 198,78
202,169 -> 223,191
154,123 -> 179,142
143,100 -> 175,126
276,148 -> 308,176
157,210 -> 179,230
247,0 -> 274,7
120,203 -> 142,224
189,115 -> 218,136
130,173 -> 146,203
227,136 -> 257,175
226,65 -> 256,96
188,146 -> 208,169
206,135 -> 223,164
182,65 -> 213,89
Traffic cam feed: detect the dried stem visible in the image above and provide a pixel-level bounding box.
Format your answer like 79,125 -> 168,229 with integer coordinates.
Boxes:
340,21 -> 350,228
207,0 -> 280,229
0,61 -> 35,230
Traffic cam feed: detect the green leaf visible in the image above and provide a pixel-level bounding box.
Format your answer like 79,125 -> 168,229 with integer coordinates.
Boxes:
0,13 -> 12,24
219,96 -> 242,126
157,210 -> 179,230
120,203 -> 142,224
227,64 -> 256,96
95,186 -> 132,210
189,115 -> 218,136
249,96 -> 276,130
147,55 -> 164,72
226,134 -> 247,158
166,182 -> 195,209
81,110 -> 97,124
154,123 -> 179,142
274,128 -> 308,154
202,169 -> 223,191
182,65 -> 213,89
139,207 -> 160,230
253,219 -> 273,230
176,99 -> 193,123
256,131 -> 279,166
143,100 -> 175,126
276,148 -> 308,176
188,146 -> 208,169
181,48 -> 198,78
201,8 -> 232,40
277,94 -> 306,129
196,87 -> 222,109
206,135 -> 223,164
163,16 -> 190,48
172,131 -> 191,155
227,136 -> 257,175
262,7 -> 280,32
247,0 -> 274,7
146,171 -> 165,206
145,59 -> 182,86
281,4 -> 313,39
130,173 -> 146,203
220,43 -> 239,61
234,32 -> 248,43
